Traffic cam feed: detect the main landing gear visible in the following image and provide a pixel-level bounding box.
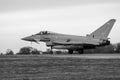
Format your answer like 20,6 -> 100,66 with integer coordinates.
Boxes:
68,49 -> 84,54
68,49 -> 73,54
78,49 -> 84,54
50,46 -> 53,54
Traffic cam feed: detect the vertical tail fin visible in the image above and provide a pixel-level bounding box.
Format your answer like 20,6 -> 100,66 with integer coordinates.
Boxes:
87,19 -> 116,40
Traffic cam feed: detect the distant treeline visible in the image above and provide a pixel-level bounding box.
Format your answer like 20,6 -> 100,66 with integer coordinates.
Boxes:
16,47 -> 42,55
1,43 -> 120,55
84,44 -> 119,53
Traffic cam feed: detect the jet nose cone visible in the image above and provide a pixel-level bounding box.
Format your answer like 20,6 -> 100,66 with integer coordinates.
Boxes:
21,37 -> 28,41
21,36 -> 32,41
21,37 -> 27,41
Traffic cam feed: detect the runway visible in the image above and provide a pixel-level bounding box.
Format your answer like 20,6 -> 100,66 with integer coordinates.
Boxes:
44,53 -> 120,59
0,53 -> 120,59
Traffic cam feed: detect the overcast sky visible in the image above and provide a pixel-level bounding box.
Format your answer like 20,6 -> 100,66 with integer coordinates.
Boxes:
0,0 -> 120,53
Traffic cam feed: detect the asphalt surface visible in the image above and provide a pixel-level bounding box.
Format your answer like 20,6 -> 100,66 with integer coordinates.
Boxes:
43,53 -> 120,59
0,53 -> 120,59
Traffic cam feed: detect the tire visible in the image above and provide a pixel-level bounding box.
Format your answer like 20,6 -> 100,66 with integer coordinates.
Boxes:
78,49 -> 84,54
68,50 -> 73,54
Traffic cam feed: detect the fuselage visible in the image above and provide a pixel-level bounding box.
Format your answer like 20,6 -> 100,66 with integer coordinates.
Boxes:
22,31 -> 110,50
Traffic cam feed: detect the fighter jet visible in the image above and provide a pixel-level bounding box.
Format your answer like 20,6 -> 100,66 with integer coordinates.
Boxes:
22,19 -> 116,54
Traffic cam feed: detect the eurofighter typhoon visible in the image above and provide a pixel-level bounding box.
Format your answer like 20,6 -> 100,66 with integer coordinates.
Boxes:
22,19 -> 116,54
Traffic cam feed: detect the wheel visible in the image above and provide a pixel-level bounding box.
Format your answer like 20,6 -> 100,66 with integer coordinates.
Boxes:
68,50 -> 73,54
50,50 -> 53,54
78,49 -> 84,54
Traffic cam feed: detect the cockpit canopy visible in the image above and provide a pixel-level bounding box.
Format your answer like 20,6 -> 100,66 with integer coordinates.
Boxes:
36,31 -> 52,35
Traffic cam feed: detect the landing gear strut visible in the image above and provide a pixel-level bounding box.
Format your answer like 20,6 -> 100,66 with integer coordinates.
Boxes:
50,46 -> 53,54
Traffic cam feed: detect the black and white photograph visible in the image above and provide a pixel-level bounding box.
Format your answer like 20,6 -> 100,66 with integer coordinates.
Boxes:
0,0 -> 120,80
